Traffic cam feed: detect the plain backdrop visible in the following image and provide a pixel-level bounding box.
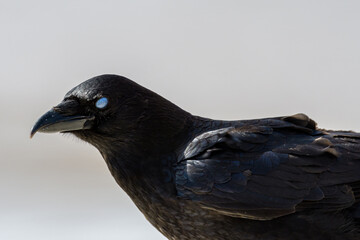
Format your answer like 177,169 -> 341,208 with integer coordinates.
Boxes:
1,1 -> 360,239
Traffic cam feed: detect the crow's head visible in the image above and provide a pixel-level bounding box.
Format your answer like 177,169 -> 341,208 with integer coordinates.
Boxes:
31,74 -> 191,152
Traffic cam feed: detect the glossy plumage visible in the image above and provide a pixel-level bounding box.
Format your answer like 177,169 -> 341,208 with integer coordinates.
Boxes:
32,75 -> 360,240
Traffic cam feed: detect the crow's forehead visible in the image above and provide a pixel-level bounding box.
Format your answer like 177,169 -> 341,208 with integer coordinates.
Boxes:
65,80 -> 105,100
64,75 -> 126,101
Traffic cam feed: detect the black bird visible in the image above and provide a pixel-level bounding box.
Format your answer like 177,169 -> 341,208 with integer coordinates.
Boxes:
31,75 -> 360,240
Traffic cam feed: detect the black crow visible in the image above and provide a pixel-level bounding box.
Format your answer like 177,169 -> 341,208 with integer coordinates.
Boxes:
31,75 -> 360,240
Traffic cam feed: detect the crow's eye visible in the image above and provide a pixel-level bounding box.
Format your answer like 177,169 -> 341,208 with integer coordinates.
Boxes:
95,97 -> 108,109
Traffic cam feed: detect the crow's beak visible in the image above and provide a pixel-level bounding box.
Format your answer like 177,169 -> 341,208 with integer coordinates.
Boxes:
30,100 -> 95,138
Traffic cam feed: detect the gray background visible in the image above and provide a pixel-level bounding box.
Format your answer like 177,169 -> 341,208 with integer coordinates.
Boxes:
1,1 -> 360,239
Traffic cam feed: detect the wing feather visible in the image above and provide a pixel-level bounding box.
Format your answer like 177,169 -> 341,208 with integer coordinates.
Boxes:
175,114 -> 360,220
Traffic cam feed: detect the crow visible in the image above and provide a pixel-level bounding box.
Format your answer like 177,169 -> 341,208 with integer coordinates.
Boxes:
31,74 -> 360,240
